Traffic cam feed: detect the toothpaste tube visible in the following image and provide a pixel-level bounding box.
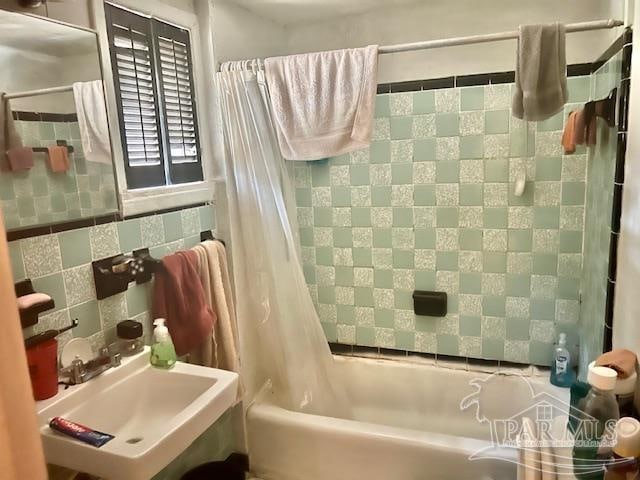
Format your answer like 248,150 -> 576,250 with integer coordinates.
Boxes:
49,417 -> 114,448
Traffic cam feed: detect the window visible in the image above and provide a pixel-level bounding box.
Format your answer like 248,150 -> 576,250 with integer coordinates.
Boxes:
105,3 -> 203,189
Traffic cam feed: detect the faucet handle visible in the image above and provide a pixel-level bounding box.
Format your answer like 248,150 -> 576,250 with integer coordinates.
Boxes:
111,353 -> 122,368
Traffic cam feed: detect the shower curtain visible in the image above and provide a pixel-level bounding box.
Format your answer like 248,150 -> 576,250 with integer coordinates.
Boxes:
217,64 -> 347,416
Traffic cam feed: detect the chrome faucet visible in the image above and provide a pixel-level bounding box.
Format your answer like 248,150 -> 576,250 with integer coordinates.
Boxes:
60,347 -> 122,385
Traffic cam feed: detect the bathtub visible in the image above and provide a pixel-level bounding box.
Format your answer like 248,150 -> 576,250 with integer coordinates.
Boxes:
247,354 -> 570,480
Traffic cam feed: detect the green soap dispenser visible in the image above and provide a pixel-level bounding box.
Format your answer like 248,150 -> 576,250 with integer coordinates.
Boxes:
150,318 -> 177,369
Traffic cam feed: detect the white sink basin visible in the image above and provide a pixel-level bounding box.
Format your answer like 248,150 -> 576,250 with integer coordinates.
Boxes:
36,347 -> 239,480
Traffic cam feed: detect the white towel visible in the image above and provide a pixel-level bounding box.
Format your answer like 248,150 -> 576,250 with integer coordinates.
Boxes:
72,80 -> 112,164
512,24 -> 567,121
264,45 -> 379,161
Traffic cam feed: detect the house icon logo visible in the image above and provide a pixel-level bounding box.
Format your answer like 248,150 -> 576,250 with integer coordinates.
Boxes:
459,371 -> 620,477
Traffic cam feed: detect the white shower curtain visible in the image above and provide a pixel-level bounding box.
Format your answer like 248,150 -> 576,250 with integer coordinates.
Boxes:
217,64 -> 347,416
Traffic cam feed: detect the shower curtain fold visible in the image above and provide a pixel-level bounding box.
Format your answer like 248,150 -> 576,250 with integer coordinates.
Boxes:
217,66 -> 347,416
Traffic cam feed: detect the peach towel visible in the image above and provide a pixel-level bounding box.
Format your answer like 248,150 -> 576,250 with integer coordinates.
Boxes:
46,146 -> 70,173
596,349 -> 637,379
561,111 -> 577,154
6,146 -> 34,171
574,108 -> 597,146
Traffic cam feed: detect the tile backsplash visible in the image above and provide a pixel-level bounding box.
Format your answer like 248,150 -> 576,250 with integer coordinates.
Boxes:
0,116 -> 118,229
293,76 -> 596,365
11,204 -> 216,353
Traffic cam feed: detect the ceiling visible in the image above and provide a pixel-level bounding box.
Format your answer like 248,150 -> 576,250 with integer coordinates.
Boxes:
224,0 -> 424,25
0,10 -> 97,56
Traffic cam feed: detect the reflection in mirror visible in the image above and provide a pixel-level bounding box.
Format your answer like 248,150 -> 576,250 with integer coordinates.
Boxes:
0,11 -> 118,230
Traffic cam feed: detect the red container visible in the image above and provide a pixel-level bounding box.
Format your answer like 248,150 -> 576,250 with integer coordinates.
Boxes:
26,338 -> 59,401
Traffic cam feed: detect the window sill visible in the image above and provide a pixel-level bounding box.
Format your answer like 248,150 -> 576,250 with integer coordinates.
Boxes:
120,181 -> 214,218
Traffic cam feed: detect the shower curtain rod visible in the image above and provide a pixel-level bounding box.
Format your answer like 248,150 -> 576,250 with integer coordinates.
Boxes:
378,19 -> 623,54
4,84 -> 73,100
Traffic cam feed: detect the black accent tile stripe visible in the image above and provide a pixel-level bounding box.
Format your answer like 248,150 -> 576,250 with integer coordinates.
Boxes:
567,63 -> 593,77
618,78 -> 631,132
455,73 -> 492,87
615,133 -> 627,184
608,232 -> 619,281
12,111 -> 78,122
611,185 -> 624,233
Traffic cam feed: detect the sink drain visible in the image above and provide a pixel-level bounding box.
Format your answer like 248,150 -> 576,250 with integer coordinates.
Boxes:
126,437 -> 143,444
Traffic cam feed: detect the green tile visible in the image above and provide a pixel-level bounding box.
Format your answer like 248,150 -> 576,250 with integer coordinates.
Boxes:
8,241 -> 25,280
460,272 -> 482,294
333,228 -> 353,247
300,227 -> 314,247
31,176 -> 48,197
460,315 -> 481,336
484,158 -> 509,182
352,207 -> 372,227
505,274 -> 531,297
415,314 -> 436,332
533,206 -> 560,228
414,139 -> 436,161
162,212 -> 182,242
529,341 -> 553,365
321,323 -> 337,342
436,113 -> 459,137
70,300 -> 101,338
17,197 -> 35,217
558,276 -> 580,299
461,87 -> 484,111
395,331 -> 415,350
532,253 -> 558,275
318,286 -> 336,304
483,208 -> 507,228
370,142 -> 391,164
59,229 -> 92,269
391,163 -> 413,184
414,185 -> 436,206
375,308 -> 394,327
482,338 -> 504,360
391,117 -> 413,139
296,188 -> 312,206
331,154 -> 349,165
506,317 -> 530,340
356,326 -> 376,346
375,95 -> 390,117
39,122 -> 55,140
536,157 -> 562,181
436,251 -> 458,270
436,161 -> 459,183
437,335 -> 459,355
371,186 -> 391,206
559,231 -> 583,253
508,184 -> 534,206
316,247 -> 334,265
373,228 -> 392,247
337,305 -> 355,323
355,287 -> 374,306
531,299 -> 556,320
32,273 -> 66,312
303,265 -> 315,283
413,90 -> 435,114
311,162 -> 330,186
459,184 -> 483,205
562,182 -> 586,205
537,111 -> 563,131
483,252 -> 507,273
415,228 -> 436,249
50,194 -> 66,213
314,207 -> 333,226
353,248 -> 372,266
117,219 -> 142,253
332,186 -> 351,206
508,230 -> 532,252
483,296 -> 506,316
126,283 -> 150,316
437,207 -> 458,227
459,229 -> 483,250
393,249 -> 414,268
509,127 -> 535,157
393,207 -> 413,227
568,76 -> 591,103
374,269 -> 393,288
199,206 -> 215,230
350,165 -> 370,185
484,110 -> 509,134
459,135 -> 483,159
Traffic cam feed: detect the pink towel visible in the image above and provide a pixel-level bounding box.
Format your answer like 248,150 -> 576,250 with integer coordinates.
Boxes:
6,147 -> 33,171
46,146 -> 70,173
152,250 -> 216,356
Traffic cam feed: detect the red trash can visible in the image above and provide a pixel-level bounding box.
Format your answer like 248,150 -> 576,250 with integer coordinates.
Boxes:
26,338 -> 59,401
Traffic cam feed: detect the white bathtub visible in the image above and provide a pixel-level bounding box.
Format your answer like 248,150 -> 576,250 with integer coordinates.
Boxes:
247,354 -> 570,480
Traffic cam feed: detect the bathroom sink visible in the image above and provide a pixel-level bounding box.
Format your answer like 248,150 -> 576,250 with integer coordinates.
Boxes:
36,347 -> 239,480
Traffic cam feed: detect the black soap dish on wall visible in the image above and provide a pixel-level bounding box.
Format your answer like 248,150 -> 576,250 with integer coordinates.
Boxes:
413,290 -> 447,317
15,279 -> 55,328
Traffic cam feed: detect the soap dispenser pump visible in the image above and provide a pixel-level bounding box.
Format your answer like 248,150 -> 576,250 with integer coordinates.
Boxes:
150,318 -> 177,369
550,332 -> 574,387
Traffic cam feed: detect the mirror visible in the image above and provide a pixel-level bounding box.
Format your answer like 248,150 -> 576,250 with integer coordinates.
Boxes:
0,11 -> 118,231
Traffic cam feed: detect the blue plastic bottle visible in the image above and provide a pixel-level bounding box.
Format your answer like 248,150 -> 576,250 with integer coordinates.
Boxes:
550,333 -> 574,387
